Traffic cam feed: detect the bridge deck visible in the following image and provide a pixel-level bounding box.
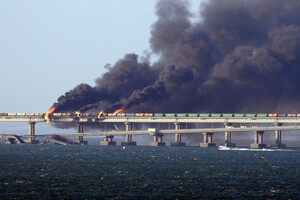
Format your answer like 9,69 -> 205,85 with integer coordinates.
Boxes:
1,126 -> 300,138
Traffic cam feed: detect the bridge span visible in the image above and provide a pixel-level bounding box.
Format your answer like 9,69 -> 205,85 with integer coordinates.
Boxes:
1,114 -> 300,148
3,115 -> 300,124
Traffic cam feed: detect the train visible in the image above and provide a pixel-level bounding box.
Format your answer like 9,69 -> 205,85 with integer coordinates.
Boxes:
1,112 -> 300,118
0,113 -> 44,117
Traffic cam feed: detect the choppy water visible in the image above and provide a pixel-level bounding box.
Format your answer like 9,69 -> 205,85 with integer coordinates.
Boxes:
0,145 -> 300,199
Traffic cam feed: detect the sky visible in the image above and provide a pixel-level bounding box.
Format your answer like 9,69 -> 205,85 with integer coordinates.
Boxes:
0,0 -> 203,113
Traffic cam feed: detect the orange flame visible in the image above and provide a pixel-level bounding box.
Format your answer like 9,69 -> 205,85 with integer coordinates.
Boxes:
113,107 -> 125,116
76,111 -> 81,117
45,107 -> 56,122
97,110 -> 105,118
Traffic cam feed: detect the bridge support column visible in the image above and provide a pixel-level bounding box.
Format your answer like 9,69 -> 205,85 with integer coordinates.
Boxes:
171,123 -> 186,146
200,132 -> 216,147
271,123 -> 286,148
77,123 -> 88,145
25,122 -> 39,144
251,131 -> 266,148
121,123 -> 136,146
100,135 -> 116,146
224,123 -> 235,147
150,133 -> 166,147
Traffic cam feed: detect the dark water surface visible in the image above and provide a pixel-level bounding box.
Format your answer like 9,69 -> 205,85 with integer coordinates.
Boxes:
0,145 -> 299,199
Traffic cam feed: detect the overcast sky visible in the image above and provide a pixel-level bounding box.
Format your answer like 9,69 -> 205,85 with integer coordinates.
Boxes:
0,0 -> 202,113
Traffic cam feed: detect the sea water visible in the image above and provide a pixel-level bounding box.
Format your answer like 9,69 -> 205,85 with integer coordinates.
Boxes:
0,145 -> 299,199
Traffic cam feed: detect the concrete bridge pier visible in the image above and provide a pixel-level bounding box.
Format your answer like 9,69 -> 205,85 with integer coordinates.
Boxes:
271,123 -> 286,148
224,123 -> 236,147
171,123 -> 186,146
200,132 -> 216,147
148,128 -> 165,146
150,133 -> 166,146
24,122 -> 39,144
77,123 -> 88,145
251,131 -> 266,148
100,135 -> 116,146
121,123 -> 136,146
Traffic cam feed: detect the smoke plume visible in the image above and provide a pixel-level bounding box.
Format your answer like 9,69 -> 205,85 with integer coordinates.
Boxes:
50,0 -> 300,114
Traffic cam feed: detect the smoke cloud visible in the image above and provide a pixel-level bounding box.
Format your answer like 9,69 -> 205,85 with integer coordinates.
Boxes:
51,0 -> 300,114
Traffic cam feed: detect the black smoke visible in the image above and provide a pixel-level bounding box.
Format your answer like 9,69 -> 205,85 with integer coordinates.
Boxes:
51,0 -> 300,114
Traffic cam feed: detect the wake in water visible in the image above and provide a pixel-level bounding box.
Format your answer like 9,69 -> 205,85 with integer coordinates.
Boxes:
218,146 -> 294,151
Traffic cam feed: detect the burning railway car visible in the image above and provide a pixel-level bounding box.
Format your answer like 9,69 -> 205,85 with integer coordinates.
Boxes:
93,113 -> 300,118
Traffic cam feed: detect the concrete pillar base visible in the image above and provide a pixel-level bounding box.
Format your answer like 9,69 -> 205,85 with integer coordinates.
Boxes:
79,141 -> 88,145
100,141 -> 116,146
121,141 -> 137,146
24,140 -> 39,144
224,142 -> 236,147
271,143 -> 286,148
200,143 -> 216,148
170,142 -> 186,147
251,143 -> 267,149
150,142 -> 166,147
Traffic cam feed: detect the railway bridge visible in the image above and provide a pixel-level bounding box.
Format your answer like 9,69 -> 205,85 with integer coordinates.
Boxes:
1,113 -> 300,148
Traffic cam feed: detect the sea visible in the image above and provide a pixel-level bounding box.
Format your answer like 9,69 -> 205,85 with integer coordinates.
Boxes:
1,122 -> 300,199
0,145 -> 300,199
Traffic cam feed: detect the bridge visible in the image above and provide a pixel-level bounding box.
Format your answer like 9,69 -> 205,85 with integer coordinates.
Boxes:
1,114 -> 300,148
3,115 -> 300,123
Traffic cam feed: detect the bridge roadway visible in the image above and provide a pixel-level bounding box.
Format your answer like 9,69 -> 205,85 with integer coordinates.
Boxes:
2,116 -> 300,124
1,125 -> 299,138
1,115 -> 300,147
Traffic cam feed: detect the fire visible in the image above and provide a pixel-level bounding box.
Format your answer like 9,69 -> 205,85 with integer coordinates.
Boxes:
76,111 -> 81,117
97,110 -> 105,118
113,107 -> 125,116
45,107 -> 56,122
